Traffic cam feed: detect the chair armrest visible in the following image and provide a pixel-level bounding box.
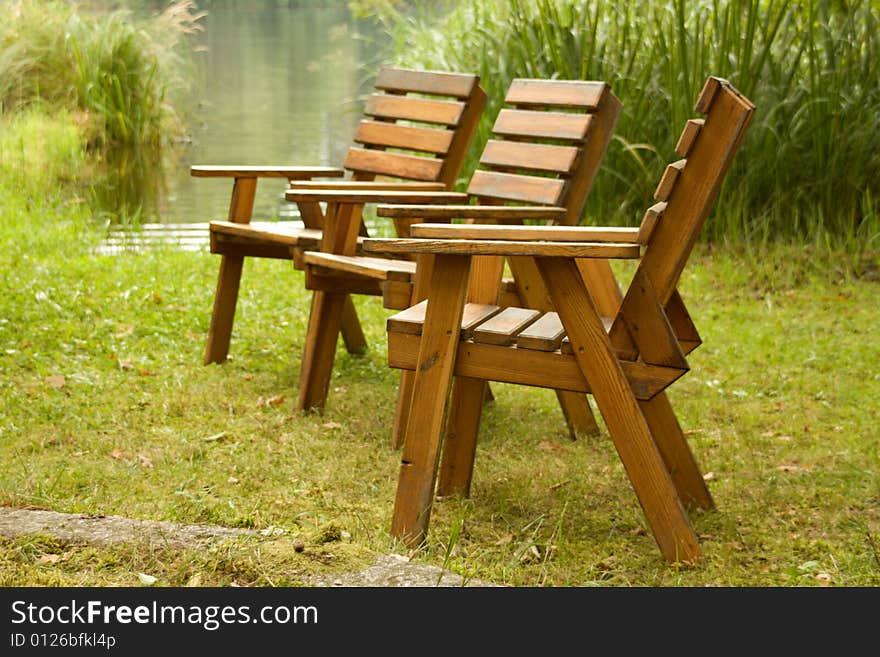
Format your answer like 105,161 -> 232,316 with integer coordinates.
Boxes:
376,204 -> 567,221
287,181 -> 446,191
191,165 -> 344,180
363,237 -> 640,259
409,222 -> 643,243
284,190 -> 469,204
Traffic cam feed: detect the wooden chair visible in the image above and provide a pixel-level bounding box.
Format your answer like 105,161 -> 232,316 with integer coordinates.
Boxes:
193,68 -> 486,365
363,77 -> 756,563
291,79 -> 622,448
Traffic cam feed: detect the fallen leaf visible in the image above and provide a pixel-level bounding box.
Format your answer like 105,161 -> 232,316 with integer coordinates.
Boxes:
151,293 -> 163,304
137,572 -> 157,586
227,476 -> 240,484
538,440 -> 566,454
44,375 -> 66,389
185,331 -> 201,342
114,324 -> 134,338
38,554 -> 61,564
628,527 -> 647,536
185,573 -> 203,587
20,340 -> 32,349
814,573 -> 833,584
322,422 -> 342,430
761,430 -> 776,438
118,359 -> 134,371
137,454 -> 153,468
138,368 -> 152,377
267,395 -> 285,407
495,533 -> 514,546
110,448 -> 125,460
703,471 -> 716,481
777,463 -> 812,472
203,432 -> 227,442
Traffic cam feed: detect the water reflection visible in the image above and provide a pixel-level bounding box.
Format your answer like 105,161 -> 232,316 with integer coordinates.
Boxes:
97,2 -> 380,225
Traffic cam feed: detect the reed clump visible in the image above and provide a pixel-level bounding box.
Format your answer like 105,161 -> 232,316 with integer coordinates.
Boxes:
362,0 -> 879,253
0,0 -> 204,151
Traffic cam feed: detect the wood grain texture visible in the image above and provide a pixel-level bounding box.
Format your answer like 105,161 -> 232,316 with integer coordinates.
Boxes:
191,165 -> 343,178
638,202 -> 666,244
374,67 -> 479,99
376,205 -> 567,221
288,180 -> 447,191
492,109 -> 592,142
391,255 -> 472,545
653,159 -> 687,202
467,170 -> 567,205
387,332 -> 684,399
675,119 -> 705,157
342,147 -> 444,182
363,237 -> 640,258
286,188 -> 468,204
387,300 -> 501,337
410,222 -> 642,242
303,252 -> 416,281
353,120 -> 454,154
364,94 -> 465,126
516,311 -> 565,351
505,79 -> 607,110
472,307 -> 541,345
537,257 -> 700,563
480,140 -> 579,174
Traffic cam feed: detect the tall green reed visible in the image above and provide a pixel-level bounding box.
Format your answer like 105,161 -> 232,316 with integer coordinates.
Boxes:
0,0 -> 203,150
361,0 -> 880,252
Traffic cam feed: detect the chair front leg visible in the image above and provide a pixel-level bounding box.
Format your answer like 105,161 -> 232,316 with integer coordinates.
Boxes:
391,254 -> 472,547
205,176 -> 257,364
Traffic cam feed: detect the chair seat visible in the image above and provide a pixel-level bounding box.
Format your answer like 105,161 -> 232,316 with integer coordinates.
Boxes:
387,303 -> 685,401
209,221 -> 374,260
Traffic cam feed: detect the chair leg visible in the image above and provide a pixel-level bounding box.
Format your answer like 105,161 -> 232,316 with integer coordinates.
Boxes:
437,376 -> 486,497
641,393 -> 714,511
340,295 -> 367,355
297,289 -> 347,411
538,257 -> 701,563
204,177 -> 258,365
555,390 -> 601,438
204,254 -> 244,364
391,370 -> 415,450
391,255 -> 471,547
507,255 -> 600,438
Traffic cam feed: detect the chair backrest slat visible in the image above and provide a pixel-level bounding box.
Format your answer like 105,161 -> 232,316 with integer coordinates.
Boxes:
640,78 -> 755,304
468,170 -> 567,206
363,94 -> 465,127
343,147 -> 444,182
374,67 -> 480,99
492,109 -> 592,142
480,140 -> 579,175
353,121 -> 454,155
505,79 -> 607,110
466,79 -> 622,223
343,68 -> 486,188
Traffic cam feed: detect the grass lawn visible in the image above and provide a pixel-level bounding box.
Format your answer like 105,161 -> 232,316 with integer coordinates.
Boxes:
1,189 -> 877,587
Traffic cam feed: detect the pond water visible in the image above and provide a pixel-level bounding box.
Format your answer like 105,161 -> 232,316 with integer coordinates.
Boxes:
124,2 -> 383,226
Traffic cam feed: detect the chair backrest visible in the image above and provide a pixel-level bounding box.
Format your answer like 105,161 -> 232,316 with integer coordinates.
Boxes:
466,79 -> 622,224
609,77 -> 755,363
344,68 -> 487,188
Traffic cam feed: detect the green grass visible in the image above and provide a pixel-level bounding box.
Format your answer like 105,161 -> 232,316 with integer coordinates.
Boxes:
1,131 -> 878,585
358,0 -> 880,252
